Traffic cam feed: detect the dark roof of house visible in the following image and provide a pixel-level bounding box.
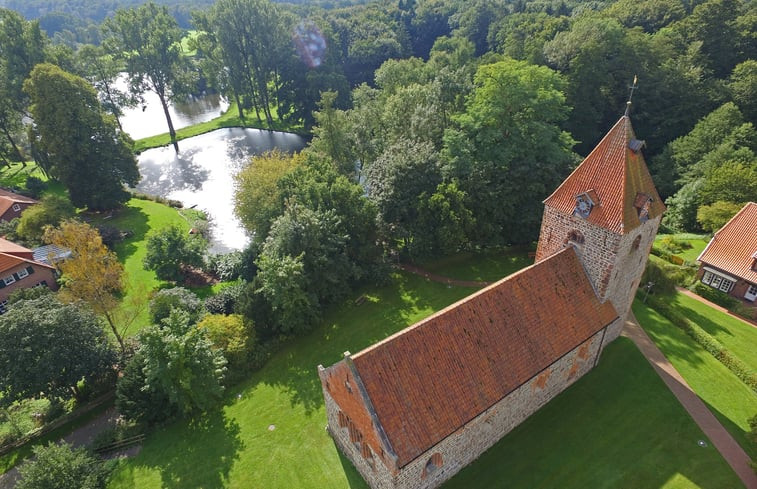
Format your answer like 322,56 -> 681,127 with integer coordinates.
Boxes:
32,244 -> 72,266
543,116 -> 664,234
697,202 -> 757,284
344,246 -> 618,467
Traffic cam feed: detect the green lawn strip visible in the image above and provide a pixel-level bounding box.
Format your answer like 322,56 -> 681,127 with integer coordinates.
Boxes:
106,272 -> 471,489
634,300 -> 757,459
669,292 -> 757,372
0,162 -> 45,189
0,400 -> 113,474
655,234 -> 710,263
446,338 -> 742,489
417,248 -> 532,282
88,198 -> 191,334
132,102 -> 306,153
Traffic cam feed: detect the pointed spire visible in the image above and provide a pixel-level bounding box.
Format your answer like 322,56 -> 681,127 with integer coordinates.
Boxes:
624,75 -> 638,116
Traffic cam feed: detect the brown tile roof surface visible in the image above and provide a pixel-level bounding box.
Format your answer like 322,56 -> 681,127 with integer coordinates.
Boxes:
350,247 -> 618,467
0,237 -> 33,256
544,116 -> 664,234
698,202 -> 757,283
0,189 -> 37,204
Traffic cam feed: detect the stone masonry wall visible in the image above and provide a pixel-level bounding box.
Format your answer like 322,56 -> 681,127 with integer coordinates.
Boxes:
325,328 -> 608,489
535,206 -> 661,330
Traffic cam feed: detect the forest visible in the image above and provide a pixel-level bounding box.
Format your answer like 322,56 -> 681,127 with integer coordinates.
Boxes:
0,1 -> 755,484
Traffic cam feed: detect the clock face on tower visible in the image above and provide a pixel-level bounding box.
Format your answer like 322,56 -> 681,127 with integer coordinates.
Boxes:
574,196 -> 593,218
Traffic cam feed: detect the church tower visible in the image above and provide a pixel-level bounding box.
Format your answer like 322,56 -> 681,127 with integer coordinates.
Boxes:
535,110 -> 664,346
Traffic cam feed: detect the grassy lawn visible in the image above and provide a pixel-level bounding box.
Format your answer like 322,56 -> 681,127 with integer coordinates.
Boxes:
87,198 -> 191,332
133,102 -> 306,153
417,247 -> 533,282
669,293 -> 757,372
0,162 -> 45,188
634,299 -> 757,459
446,338 -> 741,489
106,270 -> 742,489
655,234 -> 709,263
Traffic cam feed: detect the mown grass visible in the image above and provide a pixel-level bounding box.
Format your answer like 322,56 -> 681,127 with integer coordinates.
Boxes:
655,233 -> 710,263
446,338 -> 741,489
669,292 -> 757,372
133,102 -> 306,153
417,247 -> 533,282
87,198 -> 191,333
106,267 -> 743,489
634,299 -> 757,459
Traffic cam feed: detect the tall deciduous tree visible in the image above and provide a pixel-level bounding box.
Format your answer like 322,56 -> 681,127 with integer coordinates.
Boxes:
16,443 -> 109,489
102,2 -> 193,151
44,220 -> 130,351
77,44 -> 134,132
136,309 -> 226,415
443,58 -> 575,245
24,64 -> 139,210
143,224 -> 207,282
0,9 -> 47,166
0,294 -> 116,405
233,150 -> 305,242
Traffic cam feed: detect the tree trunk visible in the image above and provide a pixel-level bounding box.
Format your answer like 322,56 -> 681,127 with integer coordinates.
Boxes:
103,311 -> 126,353
1,123 -> 24,162
157,91 -> 179,153
234,92 -> 244,119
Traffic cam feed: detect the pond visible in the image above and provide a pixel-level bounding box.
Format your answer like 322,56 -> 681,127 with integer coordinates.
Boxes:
116,74 -> 230,140
135,128 -> 308,253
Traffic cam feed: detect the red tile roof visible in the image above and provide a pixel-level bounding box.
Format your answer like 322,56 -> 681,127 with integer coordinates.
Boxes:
543,116 -> 664,234
0,238 -> 54,272
0,189 -> 37,204
346,247 -> 618,467
0,237 -> 33,256
698,202 -> 757,284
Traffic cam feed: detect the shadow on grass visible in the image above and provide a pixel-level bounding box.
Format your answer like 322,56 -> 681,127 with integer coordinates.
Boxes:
135,409 -> 243,489
442,338 -> 742,489
108,205 -> 150,262
246,272 -> 473,415
335,443 -> 369,489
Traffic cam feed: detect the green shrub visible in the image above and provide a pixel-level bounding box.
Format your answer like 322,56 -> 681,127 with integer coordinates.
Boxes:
204,282 -> 245,315
648,295 -> 757,393
207,251 -> 243,281
691,282 -> 740,309
149,287 -> 204,325
730,302 -> 755,321
129,191 -> 183,208
657,235 -> 693,254
24,176 -> 47,199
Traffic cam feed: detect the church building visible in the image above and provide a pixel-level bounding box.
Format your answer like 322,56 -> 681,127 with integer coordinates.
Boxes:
318,111 -> 664,489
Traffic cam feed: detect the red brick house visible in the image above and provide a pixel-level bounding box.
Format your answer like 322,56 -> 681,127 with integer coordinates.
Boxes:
0,237 -> 58,313
318,112 -> 663,489
697,202 -> 757,302
0,189 -> 37,221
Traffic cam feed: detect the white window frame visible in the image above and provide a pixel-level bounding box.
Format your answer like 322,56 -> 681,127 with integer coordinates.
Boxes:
746,284 -> 757,301
11,203 -> 20,212
718,278 -> 734,293
702,271 -> 714,285
16,268 -> 28,279
3,275 -> 15,286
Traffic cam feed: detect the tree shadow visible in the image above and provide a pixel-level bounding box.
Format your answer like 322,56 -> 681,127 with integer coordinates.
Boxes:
251,271 -> 473,415
136,409 -> 243,489
109,205 -> 150,262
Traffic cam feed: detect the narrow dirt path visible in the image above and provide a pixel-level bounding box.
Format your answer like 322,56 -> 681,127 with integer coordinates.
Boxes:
623,314 -> 757,489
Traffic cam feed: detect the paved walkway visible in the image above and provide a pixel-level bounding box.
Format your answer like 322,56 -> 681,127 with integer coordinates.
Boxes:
622,314 -> 757,489
0,408 -> 133,489
402,264 -> 757,487
676,286 -> 757,329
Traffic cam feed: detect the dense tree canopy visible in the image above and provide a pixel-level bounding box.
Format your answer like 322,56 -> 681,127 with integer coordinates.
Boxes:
0,294 -> 116,406
16,443 -> 109,489
24,63 -> 139,209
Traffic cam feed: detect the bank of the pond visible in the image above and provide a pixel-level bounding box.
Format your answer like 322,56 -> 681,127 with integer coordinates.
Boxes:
133,102 -> 308,153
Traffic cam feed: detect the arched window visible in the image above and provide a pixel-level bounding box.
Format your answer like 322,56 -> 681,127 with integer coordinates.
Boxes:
567,230 -> 585,245
423,453 -> 443,479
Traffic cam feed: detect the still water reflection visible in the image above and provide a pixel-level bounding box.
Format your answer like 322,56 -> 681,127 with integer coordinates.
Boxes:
135,128 -> 307,253
117,74 -> 230,140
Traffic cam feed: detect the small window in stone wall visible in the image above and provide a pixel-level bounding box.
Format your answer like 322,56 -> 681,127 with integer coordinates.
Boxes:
423,453 -> 443,479
566,230 -> 584,245
631,235 -> 641,252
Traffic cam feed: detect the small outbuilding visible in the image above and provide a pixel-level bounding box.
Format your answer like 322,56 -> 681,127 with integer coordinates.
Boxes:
697,202 -> 757,302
